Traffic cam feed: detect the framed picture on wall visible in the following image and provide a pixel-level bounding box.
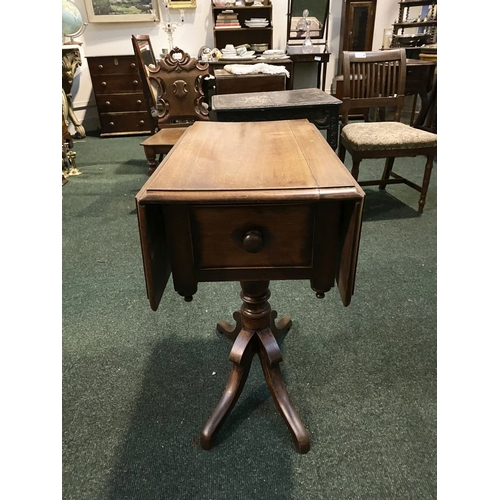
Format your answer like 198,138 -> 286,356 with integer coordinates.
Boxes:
84,0 -> 160,23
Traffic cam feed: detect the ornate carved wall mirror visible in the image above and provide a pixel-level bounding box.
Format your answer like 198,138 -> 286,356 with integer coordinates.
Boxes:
167,0 -> 196,8
287,0 -> 330,43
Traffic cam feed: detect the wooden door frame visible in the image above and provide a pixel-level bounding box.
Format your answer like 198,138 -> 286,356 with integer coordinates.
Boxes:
337,0 -> 377,74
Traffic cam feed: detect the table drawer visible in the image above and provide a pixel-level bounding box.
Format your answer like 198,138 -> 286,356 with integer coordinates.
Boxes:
91,74 -> 142,93
95,93 -> 149,112
99,111 -> 152,134
87,55 -> 139,75
190,204 -> 315,269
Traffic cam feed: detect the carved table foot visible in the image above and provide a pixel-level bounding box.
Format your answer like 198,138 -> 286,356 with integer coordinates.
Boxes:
201,280 -> 310,454
216,311 -> 242,342
200,328 -> 254,450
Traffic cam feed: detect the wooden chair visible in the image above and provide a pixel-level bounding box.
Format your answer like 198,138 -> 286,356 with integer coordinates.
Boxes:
337,49 -> 437,214
132,37 -> 211,175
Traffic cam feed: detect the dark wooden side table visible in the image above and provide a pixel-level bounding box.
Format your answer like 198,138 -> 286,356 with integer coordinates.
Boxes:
136,119 -> 364,454
211,88 -> 342,151
286,45 -> 331,91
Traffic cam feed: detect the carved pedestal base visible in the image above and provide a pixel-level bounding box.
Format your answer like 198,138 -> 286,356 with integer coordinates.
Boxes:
201,280 -> 310,454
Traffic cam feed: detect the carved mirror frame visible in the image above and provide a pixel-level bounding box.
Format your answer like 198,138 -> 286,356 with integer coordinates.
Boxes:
287,0 -> 330,43
167,0 -> 196,8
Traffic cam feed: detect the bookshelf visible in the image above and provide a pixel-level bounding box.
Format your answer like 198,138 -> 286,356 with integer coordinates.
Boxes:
212,3 -> 273,51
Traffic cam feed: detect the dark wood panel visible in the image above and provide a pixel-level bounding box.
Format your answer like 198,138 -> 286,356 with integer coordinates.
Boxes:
95,93 -> 149,112
190,204 -> 315,269
214,69 -> 285,94
87,55 -> 139,75
99,111 -> 153,135
90,74 -> 142,94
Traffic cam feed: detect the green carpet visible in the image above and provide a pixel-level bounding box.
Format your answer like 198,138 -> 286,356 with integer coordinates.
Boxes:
62,130 -> 436,499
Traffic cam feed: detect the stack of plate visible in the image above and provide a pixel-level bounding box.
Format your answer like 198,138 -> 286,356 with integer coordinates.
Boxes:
244,18 -> 269,28
257,49 -> 290,60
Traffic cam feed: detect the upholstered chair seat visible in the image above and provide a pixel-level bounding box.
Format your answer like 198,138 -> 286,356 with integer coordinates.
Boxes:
341,122 -> 437,151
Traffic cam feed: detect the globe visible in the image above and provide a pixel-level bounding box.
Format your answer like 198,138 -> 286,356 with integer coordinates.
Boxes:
62,0 -> 87,42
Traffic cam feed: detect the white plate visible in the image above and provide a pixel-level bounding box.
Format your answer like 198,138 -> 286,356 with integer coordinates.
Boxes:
219,55 -> 257,61
257,55 -> 290,60
245,23 -> 269,27
263,50 -> 285,55
237,50 -> 255,56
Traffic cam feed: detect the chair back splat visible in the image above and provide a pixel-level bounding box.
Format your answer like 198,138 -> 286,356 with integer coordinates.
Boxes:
149,47 -> 210,129
341,49 -> 407,125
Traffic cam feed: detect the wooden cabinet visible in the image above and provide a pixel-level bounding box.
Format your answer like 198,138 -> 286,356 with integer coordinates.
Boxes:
87,55 -> 154,137
212,3 -> 273,50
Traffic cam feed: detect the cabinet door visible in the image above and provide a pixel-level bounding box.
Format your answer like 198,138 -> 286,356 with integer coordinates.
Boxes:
338,0 -> 377,72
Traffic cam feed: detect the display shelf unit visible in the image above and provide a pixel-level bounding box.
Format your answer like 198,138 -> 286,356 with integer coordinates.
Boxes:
212,3 -> 273,50
390,0 -> 437,48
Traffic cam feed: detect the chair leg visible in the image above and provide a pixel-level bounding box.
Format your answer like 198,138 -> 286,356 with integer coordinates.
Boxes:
338,141 -> 346,162
380,157 -> 395,190
143,145 -> 158,176
351,158 -> 362,181
417,154 -> 435,214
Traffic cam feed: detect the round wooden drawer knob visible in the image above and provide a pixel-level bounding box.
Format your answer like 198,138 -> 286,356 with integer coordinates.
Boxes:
101,81 -> 107,87
109,122 -> 115,126
105,101 -> 111,106
98,64 -> 103,70
139,120 -> 145,125
242,230 -> 264,253
130,63 -> 136,68
133,80 -> 139,85
136,99 -> 142,105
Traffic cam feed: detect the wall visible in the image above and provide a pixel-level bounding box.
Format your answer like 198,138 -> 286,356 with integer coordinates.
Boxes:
67,0 -> 398,133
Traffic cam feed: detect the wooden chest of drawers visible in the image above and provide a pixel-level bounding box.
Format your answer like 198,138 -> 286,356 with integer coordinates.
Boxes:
87,55 -> 154,137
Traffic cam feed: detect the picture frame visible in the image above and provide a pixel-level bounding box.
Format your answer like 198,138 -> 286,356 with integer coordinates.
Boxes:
83,0 -> 160,23
167,0 -> 196,8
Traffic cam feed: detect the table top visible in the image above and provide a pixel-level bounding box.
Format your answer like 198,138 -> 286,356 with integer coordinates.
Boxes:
137,120 -> 361,205
211,88 -> 342,112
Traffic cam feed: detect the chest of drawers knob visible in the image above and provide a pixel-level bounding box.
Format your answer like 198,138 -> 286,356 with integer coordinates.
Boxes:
101,81 -> 107,87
